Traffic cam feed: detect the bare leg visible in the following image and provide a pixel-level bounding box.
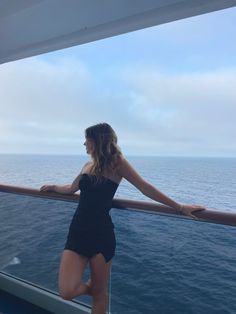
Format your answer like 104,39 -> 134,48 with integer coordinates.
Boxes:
89,253 -> 112,314
58,250 -> 90,300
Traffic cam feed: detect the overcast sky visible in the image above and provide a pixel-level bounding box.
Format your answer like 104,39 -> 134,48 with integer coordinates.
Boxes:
1,7 -> 236,157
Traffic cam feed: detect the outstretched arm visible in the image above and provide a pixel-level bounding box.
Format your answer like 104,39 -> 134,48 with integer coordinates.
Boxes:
40,162 -> 92,194
117,158 -> 205,217
40,174 -> 81,194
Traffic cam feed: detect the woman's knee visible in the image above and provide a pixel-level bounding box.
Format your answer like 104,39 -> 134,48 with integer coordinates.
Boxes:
59,280 -> 77,299
59,286 -> 78,300
59,288 -> 74,301
59,282 -> 84,300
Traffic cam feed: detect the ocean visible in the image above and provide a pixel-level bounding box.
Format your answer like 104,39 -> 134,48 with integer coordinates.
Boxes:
0,155 -> 236,314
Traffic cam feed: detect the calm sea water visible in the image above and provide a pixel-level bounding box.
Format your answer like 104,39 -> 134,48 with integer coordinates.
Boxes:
0,155 -> 236,314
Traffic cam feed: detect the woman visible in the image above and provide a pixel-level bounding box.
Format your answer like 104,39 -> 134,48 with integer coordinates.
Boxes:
40,123 -> 204,314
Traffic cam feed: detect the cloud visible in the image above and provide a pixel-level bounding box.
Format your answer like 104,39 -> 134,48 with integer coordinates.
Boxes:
119,66 -> 236,155
0,57 -> 236,156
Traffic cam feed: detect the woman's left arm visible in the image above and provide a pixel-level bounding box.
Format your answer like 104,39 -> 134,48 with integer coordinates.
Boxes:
117,158 -> 205,218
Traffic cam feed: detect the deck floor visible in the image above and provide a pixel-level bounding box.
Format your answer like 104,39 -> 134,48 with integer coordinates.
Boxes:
0,289 -> 54,314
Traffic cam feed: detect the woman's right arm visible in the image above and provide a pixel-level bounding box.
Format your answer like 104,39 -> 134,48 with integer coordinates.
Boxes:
40,174 -> 81,194
40,162 -> 91,194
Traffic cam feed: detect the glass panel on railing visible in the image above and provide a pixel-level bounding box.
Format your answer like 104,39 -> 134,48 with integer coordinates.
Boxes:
1,191 -> 235,314
0,191 -> 92,308
110,209 -> 236,314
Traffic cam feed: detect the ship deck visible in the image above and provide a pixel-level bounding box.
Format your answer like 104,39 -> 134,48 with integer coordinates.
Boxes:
0,289 -> 54,314
0,272 -> 90,314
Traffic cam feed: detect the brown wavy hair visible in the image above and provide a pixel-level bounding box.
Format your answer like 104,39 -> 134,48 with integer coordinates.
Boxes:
85,123 -> 122,178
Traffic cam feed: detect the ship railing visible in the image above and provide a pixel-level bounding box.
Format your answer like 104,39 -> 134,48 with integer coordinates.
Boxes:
0,183 -> 235,226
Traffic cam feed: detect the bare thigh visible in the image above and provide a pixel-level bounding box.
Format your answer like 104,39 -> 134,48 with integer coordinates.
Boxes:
58,249 -> 88,297
89,253 -> 112,295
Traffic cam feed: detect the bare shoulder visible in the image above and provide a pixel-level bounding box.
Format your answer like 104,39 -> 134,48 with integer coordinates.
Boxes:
116,156 -> 148,189
81,161 -> 93,173
116,156 -> 138,177
115,155 -> 129,173
115,154 -> 125,167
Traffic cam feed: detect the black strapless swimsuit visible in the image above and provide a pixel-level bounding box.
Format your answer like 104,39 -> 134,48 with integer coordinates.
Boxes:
64,173 -> 119,263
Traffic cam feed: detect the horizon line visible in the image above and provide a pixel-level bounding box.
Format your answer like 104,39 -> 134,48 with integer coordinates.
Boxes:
0,153 -> 235,159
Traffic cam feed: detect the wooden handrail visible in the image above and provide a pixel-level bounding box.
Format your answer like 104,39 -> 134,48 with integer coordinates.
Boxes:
0,183 -> 235,227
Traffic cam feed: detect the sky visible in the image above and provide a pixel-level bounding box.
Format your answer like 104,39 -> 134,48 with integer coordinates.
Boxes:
0,7 -> 236,157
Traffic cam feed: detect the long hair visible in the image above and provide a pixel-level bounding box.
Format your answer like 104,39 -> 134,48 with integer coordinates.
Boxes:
85,123 -> 122,178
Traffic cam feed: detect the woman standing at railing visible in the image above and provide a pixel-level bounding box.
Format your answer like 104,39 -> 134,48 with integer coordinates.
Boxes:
40,123 -> 204,314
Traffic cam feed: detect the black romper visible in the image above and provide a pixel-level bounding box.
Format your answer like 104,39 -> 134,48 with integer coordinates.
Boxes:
64,173 -> 119,263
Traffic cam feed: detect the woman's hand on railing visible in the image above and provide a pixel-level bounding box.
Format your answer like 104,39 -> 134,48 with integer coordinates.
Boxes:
179,204 -> 206,218
40,185 -> 55,192
40,184 -> 75,194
